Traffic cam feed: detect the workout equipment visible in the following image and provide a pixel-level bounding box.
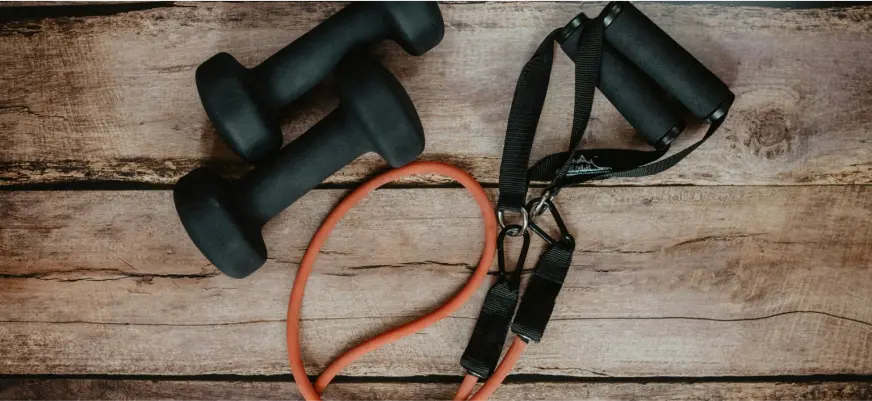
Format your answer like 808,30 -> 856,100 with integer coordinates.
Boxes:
285,161 -> 518,401
285,2 -> 735,396
175,55 -> 425,279
459,1 -> 735,390
196,2 -> 444,162
560,19 -> 685,149
558,2 -> 734,149
602,1 -> 733,122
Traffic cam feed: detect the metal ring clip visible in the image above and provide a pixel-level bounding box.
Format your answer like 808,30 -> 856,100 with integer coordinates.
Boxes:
529,188 -> 556,221
497,208 -> 529,236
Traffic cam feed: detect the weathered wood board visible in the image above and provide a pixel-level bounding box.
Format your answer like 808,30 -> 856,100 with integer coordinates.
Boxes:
0,0 -> 870,9
2,379 -> 871,401
1,3 -> 871,186
1,2 -> 871,399
2,186 -> 870,376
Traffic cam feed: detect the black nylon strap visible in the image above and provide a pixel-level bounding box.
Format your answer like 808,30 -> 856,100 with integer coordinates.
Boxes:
597,117 -> 725,179
532,115 -> 726,187
510,243 -> 574,342
555,14 -> 604,183
496,30 -> 559,212
460,226 -> 529,378
460,277 -> 519,378
527,148 -> 666,182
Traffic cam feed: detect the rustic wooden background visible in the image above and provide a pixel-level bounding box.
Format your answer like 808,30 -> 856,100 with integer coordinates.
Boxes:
1,1 -> 871,400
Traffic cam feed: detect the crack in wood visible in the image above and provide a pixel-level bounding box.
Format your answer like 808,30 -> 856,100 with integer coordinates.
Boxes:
0,105 -> 67,120
534,367 -> 613,377
348,261 -> 474,271
1,310 -> 869,328
0,267 -> 220,282
665,233 -> 765,249
0,2 -> 187,25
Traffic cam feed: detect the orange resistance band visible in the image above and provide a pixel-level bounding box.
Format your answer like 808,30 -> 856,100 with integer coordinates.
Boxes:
287,161 -> 527,400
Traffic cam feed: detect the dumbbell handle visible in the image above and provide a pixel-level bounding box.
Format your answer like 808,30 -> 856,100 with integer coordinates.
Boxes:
253,3 -> 390,107
233,109 -> 366,226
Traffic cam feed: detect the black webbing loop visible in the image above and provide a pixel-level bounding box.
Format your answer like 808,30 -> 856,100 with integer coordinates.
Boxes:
529,115 -> 726,187
554,12 -> 605,187
460,225 -> 530,378
496,30 -> 560,213
510,241 -> 574,343
527,147 -> 666,182
510,198 -> 576,343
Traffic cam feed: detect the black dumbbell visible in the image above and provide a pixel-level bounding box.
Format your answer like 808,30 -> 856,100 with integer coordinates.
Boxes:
175,55 -> 426,278
196,1 -> 443,163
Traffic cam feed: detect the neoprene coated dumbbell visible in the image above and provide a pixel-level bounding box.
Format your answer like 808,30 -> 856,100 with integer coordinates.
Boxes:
176,55 -> 426,278
196,1 -> 443,162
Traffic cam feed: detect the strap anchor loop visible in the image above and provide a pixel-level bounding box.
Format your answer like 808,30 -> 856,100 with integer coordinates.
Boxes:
529,188 -> 558,220
497,207 -> 529,236
525,198 -> 574,248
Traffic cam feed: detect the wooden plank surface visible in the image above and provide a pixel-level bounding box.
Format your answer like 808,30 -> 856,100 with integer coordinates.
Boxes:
2,2 -> 872,186
0,0 -> 870,9
2,379 -> 871,400
2,186 -> 870,376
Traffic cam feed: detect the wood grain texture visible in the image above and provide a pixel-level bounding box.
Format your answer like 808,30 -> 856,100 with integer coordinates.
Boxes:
1,3 -> 871,186
0,0 -> 872,9
1,186 -> 870,376
2,379 -> 871,400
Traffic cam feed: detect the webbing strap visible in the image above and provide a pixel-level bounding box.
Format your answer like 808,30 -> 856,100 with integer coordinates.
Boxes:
496,30 -> 559,212
461,228 -> 529,378
460,277 -> 519,378
511,244 -> 574,342
529,116 -> 726,187
554,13 -> 604,186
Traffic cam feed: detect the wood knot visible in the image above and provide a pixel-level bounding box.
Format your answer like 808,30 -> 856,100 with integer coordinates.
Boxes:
729,89 -> 808,161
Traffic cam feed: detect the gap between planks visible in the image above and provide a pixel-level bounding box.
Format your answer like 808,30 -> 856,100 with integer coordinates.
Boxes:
1,377 -> 872,400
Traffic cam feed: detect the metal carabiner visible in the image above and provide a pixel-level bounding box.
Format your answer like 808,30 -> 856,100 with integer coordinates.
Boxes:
497,224 -> 531,289
529,188 -> 556,220
525,198 -> 575,248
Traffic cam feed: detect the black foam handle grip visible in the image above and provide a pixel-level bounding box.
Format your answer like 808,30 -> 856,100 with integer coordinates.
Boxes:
560,18 -> 685,149
603,2 -> 734,121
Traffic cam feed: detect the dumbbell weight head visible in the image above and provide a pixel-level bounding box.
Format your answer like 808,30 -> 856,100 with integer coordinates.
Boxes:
196,1 -> 443,163
196,53 -> 280,164
176,55 -> 425,278
380,2 -> 446,56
